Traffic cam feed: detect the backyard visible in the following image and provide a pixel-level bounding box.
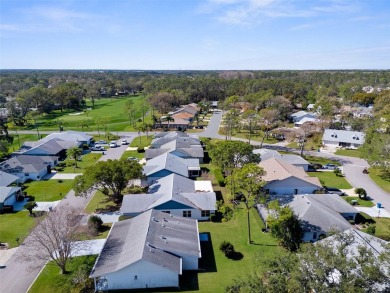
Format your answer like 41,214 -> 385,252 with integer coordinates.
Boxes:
308,171 -> 352,189
83,191 -> 117,214
60,152 -> 102,173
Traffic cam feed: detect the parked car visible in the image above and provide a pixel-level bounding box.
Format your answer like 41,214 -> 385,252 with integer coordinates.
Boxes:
127,157 -> 139,161
109,141 -> 117,148
121,139 -> 128,145
325,187 -> 346,196
324,163 -> 338,170
95,140 -> 107,145
91,146 -> 105,151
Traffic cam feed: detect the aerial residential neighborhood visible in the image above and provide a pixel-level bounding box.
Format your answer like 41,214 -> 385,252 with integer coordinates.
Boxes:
1,0 -> 390,292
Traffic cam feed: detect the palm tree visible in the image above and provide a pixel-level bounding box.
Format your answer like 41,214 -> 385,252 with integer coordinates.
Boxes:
66,146 -> 82,168
165,114 -> 174,129
77,121 -> 89,132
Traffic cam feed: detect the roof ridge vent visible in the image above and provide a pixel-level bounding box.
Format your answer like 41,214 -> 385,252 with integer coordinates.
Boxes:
152,217 -> 159,222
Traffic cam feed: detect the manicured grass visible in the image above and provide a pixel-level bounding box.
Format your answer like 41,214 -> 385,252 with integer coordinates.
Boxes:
368,167 -> 390,193
130,135 -> 153,148
120,150 -> 144,160
373,218 -> 390,241
308,171 -> 352,189
6,134 -> 42,153
334,149 -> 362,158
286,140 -> 321,151
18,95 -> 152,132
193,207 -> 284,292
24,180 -> 74,201
84,191 -> 117,214
29,255 -> 97,293
0,211 -> 41,247
60,152 -> 102,173
342,196 -> 375,207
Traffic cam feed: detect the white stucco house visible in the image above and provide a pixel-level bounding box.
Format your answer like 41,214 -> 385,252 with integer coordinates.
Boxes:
90,209 -> 201,291
0,155 -> 58,183
121,173 -> 216,220
322,129 -> 365,149
0,186 -> 22,212
259,158 -> 322,195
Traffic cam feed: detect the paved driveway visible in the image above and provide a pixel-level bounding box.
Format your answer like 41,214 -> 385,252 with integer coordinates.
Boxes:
99,137 -> 133,161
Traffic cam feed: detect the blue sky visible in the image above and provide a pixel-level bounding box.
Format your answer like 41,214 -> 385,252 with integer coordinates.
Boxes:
1,0 -> 390,70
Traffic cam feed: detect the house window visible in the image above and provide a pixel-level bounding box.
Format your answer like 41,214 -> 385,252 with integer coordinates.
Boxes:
294,189 -> 298,194
183,211 -> 192,218
201,210 -> 210,217
24,173 -> 29,176
134,275 -> 137,280
313,232 -> 317,240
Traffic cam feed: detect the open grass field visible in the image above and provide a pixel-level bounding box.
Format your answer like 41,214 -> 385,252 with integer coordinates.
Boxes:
29,255 -> 98,293
0,211 -> 42,248
84,191 -> 117,214
368,167 -> 390,193
60,152 -> 102,173
17,95 -> 152,132
130,135 -> 154,148
334,149 -> 362,158
308,171 -> 352,189
24,179 -> 74,201
120,150 -> 144,160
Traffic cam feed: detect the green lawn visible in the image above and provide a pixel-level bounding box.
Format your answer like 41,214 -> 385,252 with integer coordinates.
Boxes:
373,218 -> 390,241
29,255 -> 98,293
130,135 -> 153,148
342,196 -> 375,207
308,171 -> 352,189
368,167 -> 390,193
60,152 -> 102,173
334,149 -> 362,158
0,211 -> 42,247
6,134 -> 43,154
193,207 -> 283,292
84,191 -> 117,214
120,150 -> 144,160
24,180 -> 74,201
17,95 -> 152,132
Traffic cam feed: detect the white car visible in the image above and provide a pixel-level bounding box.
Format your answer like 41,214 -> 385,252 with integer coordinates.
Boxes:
109,141 -> 117,148
121,139 -> 128,145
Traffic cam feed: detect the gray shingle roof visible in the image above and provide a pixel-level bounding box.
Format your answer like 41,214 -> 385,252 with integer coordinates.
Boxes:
289,194 -> 353,234
120,174 -> 216,214
90,209 -> 200,277
0,171 -> 19,186
0,186 -> 21,204
150,133 -> 200,149
0,155 -> 57,173
254,149 -> 309,166
305,194 -> 358,214
322,129 -> 365,145
39,131 -> 92,143
143,153 -> 200,177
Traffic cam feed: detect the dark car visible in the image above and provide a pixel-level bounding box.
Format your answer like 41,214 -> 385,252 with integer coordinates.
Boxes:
325,187 -> 346,196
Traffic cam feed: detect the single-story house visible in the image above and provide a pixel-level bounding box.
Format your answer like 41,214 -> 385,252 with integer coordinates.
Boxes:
90,209 -> 201,291
14,137 -> 79,159
0,186 -> 22,212
146,139 -> 204,163
39,130 -> 93,146
150,132 -> 200,149
0,155 -> 58,183
322,129 -> 365,149
254,149 -> 310,171
259,158 -> 322,195
169,104 -> 198,116
288,194 -> 357,242
121,173 -> 216,220
290,111 -> 317,123
307,104 -> 315,111
294,117 -> 319,127
143,153 -> 200,184
0,171 -> 19,187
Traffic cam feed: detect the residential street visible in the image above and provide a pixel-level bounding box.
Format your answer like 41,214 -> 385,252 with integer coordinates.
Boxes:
0,136 -> 132,293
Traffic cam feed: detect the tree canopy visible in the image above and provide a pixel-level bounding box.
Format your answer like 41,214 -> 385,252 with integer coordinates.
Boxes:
73,159 -> 143,202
